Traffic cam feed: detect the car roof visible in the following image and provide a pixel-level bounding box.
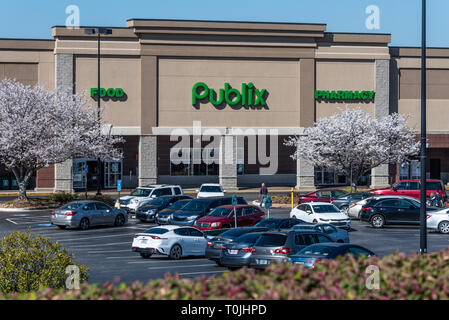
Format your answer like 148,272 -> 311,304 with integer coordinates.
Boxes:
192,196 -> 243,201
301,202 -> 336,206
217,204 -> 255,208
200,183 -> 222,187
369,195 -> 418,201
145,225 -> 193,231
142,184 -> 181,188
397,179 -> 442,183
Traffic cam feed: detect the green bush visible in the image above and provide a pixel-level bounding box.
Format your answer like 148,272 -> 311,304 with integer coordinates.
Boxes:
0,231 -> 89,294
4,248 -> 449,299
49,192 -> 79,204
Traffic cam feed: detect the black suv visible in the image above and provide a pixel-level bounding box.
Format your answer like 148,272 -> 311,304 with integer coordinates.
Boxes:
360,196 -> 439,228
135,195 -> 192,222
170,196 -> 247,226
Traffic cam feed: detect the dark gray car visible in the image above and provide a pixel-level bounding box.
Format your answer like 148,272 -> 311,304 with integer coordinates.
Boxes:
219,232 -> 264,270
51,201 -> 128,230
248,230 -> 334,269
205,227 -> 268,264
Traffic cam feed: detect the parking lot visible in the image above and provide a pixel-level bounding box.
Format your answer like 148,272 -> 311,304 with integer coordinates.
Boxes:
1,193 -> 449,284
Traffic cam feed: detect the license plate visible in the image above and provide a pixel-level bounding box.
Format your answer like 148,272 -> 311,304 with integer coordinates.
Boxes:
257,259 -> 268,265
228,250 -> 238,255
294,261 -> 305,265
140,239 -> 147,244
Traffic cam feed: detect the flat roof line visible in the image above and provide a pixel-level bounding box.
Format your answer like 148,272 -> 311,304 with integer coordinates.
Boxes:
126,18 -> 327,26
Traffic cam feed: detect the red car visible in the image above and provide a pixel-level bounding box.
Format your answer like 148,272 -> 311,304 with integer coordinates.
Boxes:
193,205 -> 265,231
371,179 -> 447,201
297,189 -> 348,204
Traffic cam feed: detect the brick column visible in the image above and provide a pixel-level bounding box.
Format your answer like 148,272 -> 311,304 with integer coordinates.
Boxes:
370,59 -> 390,189
138,135 -> 157,186
219,135 -> 237,190
53,53 -> 74,192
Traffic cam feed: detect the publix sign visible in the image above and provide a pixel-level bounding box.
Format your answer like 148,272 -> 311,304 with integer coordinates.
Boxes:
192,82 -> 268,107
90,88 -> 125,98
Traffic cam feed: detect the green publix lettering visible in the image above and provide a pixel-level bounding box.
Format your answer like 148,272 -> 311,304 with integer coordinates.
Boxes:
192,82 -> 267,107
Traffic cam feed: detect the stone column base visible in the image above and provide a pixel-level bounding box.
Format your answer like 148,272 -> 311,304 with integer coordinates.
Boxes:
139,135 -> 157,187
370,164 -> 390,189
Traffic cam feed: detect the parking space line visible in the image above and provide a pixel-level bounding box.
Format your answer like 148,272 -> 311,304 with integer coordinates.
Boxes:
179,271 -> 224,276
87,249 -> 133,254
68,241 -> 131,248
29,226 -> 144,238
5,219 -> 18,225
127,258 -> 209,264
147,264 -> 215,270
54,232 -> 136,242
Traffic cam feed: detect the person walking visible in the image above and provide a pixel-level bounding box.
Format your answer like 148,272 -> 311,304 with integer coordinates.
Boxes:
259,183 -> 268,206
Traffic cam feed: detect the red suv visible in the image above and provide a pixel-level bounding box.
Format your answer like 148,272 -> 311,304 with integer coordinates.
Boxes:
194,205 -> 265,231
297,189 -> 348,204
371,179 -> 447,201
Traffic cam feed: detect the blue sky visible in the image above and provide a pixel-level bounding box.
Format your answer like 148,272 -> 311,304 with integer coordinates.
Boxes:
2,0 -> 448,47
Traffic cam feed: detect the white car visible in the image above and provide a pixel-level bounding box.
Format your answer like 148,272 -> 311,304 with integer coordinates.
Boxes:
290,202 -> 351,229
426,208 -> 449,234
196,183 -> 226,198
348,195 -> 420,219
115,184 -> 183,213
131,225 -> 208,259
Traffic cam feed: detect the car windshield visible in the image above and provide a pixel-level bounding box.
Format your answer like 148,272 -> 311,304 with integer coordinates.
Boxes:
200,186 -> 222,193
168,200 -> 189,210
427,182 -> 443,190
61,202 -> 82,210
234,233 -> 262,244
208,207 -> 232,217
147,197 -> 170,206
220,228 -> 253,239
143,227 -> 169,234
255,234 -> 287,247
312,205 -> 340,213
297,245 -> 334,257
130,188 -> 153,197
182,200 -> 209,211
254,219 -> 282,228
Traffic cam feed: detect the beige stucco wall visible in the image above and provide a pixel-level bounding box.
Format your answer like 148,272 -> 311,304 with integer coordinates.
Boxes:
398,100 -> 449,132
315,60 -> 375,120
0,50 -> 54,89
158,58 -> 300,128
75,56 -> 141,127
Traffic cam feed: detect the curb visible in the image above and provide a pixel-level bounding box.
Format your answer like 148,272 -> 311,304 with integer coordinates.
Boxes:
0,206 -> 56,212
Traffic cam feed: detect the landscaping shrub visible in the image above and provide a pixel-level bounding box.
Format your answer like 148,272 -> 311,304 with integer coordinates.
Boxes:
49,192 -> 79,204
87,195 -> 116,207
0,231 -> 89,294
4,248 -> 449,299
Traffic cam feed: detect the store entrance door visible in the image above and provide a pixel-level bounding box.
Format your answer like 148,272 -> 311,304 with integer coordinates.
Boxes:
73,159 -> 103,190
430,159 -> 441,179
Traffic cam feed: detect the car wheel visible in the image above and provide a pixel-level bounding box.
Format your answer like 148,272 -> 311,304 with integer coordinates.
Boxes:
438,221 -> 449,234
169,244 -> 182,260
114,214 -> 125,227
341,206 -> 349,215
140,252 -> 152,259
79,218 -> 90,230
57,225 -> 66,230
371,215 -> 385,228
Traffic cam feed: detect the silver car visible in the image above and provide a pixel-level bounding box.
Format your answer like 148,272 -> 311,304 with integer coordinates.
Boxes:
51,201 -> 128,230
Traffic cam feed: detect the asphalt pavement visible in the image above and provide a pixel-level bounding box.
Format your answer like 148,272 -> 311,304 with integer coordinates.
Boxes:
0,193 -> 449,285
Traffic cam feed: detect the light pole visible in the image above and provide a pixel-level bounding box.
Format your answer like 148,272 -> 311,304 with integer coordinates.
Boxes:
419,0 -> 427,253
84,27 -> 112,196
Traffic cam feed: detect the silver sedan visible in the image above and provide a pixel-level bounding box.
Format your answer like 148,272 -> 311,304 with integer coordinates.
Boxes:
51,201 -> 128,230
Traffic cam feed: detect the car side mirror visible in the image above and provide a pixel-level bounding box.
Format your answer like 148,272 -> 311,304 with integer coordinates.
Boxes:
306,210 -> 312,214
151,194 -> 156,198
392,187 -> 397,192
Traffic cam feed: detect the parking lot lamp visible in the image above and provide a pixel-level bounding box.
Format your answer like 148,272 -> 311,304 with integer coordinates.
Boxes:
84,27 -> 112,196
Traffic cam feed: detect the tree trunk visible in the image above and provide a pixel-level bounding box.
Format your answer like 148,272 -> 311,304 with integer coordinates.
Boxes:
12,167 -> 33,201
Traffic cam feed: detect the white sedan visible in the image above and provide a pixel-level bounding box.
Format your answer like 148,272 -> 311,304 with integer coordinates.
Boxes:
290,202 -> 351,229
427,208 -> 449,234
131,225 -> 208,259
196,183 -> 226,198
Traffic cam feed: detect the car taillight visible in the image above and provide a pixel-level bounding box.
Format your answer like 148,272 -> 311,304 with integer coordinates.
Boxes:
49,211 -> 55,216
65,211 -> 77,216
242,247 -> 255,253
362,207 -> 372,212
426,214 -> 432,219
221,247 -> 226,252
207,241 -> 213,247
149,235 -> 166,240
275,248 -> 291,255
330,200 -> 334,204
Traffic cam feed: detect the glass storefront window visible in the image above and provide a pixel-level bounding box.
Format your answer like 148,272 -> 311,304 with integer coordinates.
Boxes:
400,161 -> 420,180
170,147 -> 219,176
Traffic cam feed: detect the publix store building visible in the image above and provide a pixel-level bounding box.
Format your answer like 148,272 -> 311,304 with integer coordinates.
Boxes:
0,19 -> 448,192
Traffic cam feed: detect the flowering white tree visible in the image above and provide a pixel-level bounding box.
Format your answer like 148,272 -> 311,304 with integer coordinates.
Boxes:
284,107 -> 420,187
0,79 -> 124,200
